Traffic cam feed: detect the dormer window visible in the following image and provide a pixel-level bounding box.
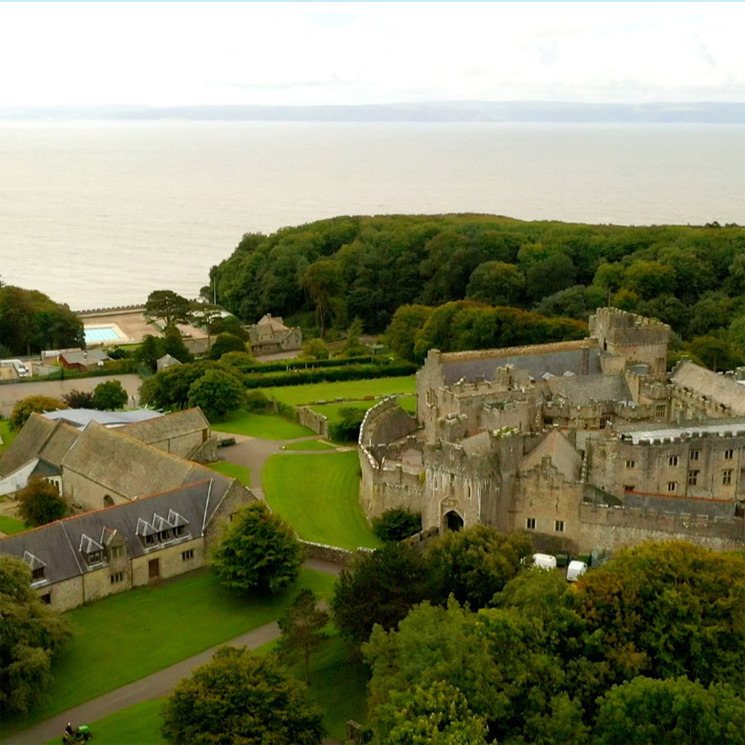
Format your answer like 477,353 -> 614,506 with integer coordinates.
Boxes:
168,510 -> 189,538
79,534 -> 106,566
23,551 -> 47,583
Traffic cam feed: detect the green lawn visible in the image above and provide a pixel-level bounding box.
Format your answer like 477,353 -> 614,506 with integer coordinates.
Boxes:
0,418 -> 16,453
43,698 -> 168,745
0,514 -> 28,535
39,633 -> 368,745
267,376 -> 416,407
211,411 -> 314,440
263,451 -> 382,551
208,461 -> 252,487
310,395 -> 417,426
0,568 -> 336,738
282,439 -> 336,451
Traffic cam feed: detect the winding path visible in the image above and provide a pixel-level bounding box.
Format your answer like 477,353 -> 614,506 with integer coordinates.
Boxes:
1,560 -> 342,745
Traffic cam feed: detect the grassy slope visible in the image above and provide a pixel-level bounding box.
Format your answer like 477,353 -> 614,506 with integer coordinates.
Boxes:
263,451 -> 382,550
211,411 -> 314,440
267,376 -> 416,407
0,514 -> 28,535
0,569 -> 335,737
310,395 -> 416,425
282,439 -> 337,451
0,419 -> 16,453
207,461 -> 251,487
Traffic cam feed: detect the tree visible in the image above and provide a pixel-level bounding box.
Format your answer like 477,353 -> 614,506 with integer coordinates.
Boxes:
384,305 -> 433,363
372,509 -> 422,543
16,477 -> 67,527
331,543 -> 434,647
62,389 -> 94,409
211,502 -> 303,595
161,646 -> 324,745
573,540 -> 745,689
302,260 -> 346,338
277,589 -> 329,685
145,289 -> 192,329
425,524 -> 531,609
208,332 -> 247,360
302,338 -> 330,360
0,555 -> 71,714
328,406 -> 366,442
91,380 -> 128,411
466,261 -> 525,307
343,317 -> 366,357
593,676 -> 745,745
139,361 -> 217,411
162,325 -> 193,363
10,396 -> 66,430
187,368 -> 245,421
369,681 -> 489,745
136,334 -> 164,372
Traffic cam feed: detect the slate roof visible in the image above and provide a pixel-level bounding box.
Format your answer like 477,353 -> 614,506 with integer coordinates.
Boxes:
0,479 -> 228,586
521,430 -> 582,482
671,361 -> 745,416
59,349 -> 110,366
60,421 -> 222,501
119,408 -> 209,445
441,347 -> 601,386
545,373 -> 631,406
43,408 -> 162,429
0,415 -> 78,477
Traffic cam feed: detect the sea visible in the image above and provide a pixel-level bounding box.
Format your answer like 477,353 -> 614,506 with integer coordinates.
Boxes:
1,121 -> 743,312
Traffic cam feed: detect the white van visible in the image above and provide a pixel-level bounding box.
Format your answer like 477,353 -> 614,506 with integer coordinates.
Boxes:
532,553 -> 557,571
566,560 -> 588,582
0,359 -> 30,377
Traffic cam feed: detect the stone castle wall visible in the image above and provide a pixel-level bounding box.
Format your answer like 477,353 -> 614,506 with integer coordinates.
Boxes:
297,406 -> 329,438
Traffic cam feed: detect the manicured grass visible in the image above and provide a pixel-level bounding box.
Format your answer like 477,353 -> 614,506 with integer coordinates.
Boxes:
43,698 -> 168,745
282,439 -> 337,451
263,451 -> 382,550
208,461 -> 252,487
0,568 -> 336,737
0,419 -> 16,453
267,376 -> 416,407
310,395 -> 417,426
211,411 -> 314,440
0,514 -> 28,535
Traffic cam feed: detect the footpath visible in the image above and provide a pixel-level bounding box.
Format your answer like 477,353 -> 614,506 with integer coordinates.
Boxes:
2,559 -> 343,745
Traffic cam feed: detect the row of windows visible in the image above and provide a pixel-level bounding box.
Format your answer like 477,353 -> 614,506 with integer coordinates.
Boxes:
110,572 -> 125,584
525,518 -> 564,533
182,549 -> 194,561
667,470 -> 733,491
626,450 -> 736,470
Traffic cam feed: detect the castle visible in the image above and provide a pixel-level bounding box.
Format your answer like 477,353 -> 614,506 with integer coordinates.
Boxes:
359,307 -> 745,555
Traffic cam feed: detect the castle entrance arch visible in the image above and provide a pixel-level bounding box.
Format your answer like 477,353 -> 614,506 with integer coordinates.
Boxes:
444,510 -> 464,532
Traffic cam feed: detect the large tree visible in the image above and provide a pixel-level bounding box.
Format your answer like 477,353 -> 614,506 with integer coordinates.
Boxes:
187,367 -> 245,421
91,380 -> 128,411
162,647 -> 324,745
0,556 -> 71,714
277,589 -> 329,685
302,260 -> 345,338
10,396 -> 66,430
331,542 -> 434,647
16,477 -> 67,527
211,502 -> 303,595
145,289 -> 192,329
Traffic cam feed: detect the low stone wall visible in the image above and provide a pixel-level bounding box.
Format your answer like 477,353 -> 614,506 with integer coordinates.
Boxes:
301,540 -> 375,566
297,406 -> 329,438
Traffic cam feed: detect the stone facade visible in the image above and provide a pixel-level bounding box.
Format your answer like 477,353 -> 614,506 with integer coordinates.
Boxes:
360,308 -> 745,555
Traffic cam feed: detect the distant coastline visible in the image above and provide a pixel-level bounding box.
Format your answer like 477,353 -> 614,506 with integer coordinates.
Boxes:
2,101 -> 745,124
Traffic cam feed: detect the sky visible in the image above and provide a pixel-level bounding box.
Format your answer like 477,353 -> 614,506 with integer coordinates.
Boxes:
0,2 -> 743,107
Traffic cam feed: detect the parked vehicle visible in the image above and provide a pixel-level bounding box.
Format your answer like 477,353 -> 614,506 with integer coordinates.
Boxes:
567,560 -> 588,582
0,359 -> 30,377
532,553 -> 557,570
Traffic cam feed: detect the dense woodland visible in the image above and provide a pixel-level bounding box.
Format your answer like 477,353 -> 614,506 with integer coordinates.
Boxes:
209,214 -> 745,368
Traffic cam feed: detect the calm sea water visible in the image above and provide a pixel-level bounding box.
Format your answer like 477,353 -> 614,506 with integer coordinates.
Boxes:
1,121 -> 743,311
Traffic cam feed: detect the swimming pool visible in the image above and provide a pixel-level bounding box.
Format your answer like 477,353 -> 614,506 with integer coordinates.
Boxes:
84,325 -> 125,344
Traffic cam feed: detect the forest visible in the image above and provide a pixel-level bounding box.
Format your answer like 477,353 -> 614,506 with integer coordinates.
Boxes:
208,214 -> 745,368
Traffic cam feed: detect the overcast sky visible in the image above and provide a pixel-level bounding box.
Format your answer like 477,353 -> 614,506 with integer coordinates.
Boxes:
1,2 -> 743,107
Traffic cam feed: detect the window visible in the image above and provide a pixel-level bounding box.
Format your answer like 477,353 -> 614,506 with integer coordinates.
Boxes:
145,534 -> 155,546
111,545 -> 125,559
110,572 -> 124,584
626,460 -> 635,469
667,481 -> 677,492
526,518 -> 536,530
182,549 -> 195,561
688,470 -> 699,486
668,455 -> 679,467
600,416 -> 611,428
32,566 -> 45,581
40,593 -> 51,605
690,450 -> 700,461
554,520 -> 565,532
624,485 -> 635,492
656,404 -> 666,418
543,416 -> 554,426
174,524 -> 186,537
725,449 -> 734,460
722,469 -> 733,485
87,550 -> 103,564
